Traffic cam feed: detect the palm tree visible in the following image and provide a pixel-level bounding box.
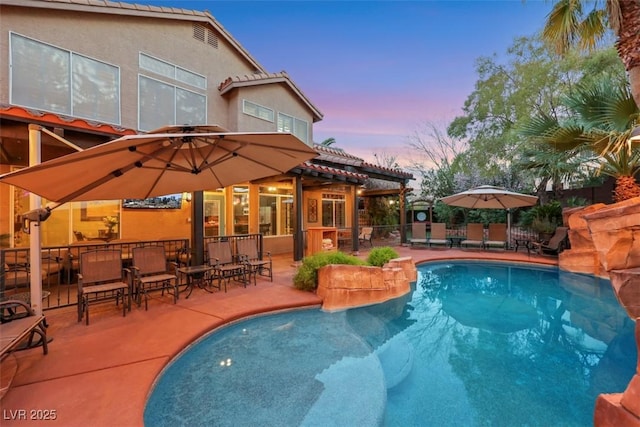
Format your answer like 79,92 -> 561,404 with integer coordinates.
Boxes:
320,137 -> 336,146
520,78 -> 640,201
542,0 -> 640,108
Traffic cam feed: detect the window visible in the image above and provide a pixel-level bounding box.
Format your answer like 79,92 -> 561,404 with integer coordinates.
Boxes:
138,54 -> 207,131
138,75 -> 206,131
259,186 -> 293,236
233,186 -> 249,235
277,112 -> 309,143
139,53 -> 206,90
243,100 -> 274,122
322,193 -> 346,228
10,32 -> 120,124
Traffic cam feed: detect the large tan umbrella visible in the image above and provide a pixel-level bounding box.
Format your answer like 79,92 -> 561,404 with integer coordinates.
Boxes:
0,125 -> 318,314
0,125 -> 318,203
440,185 -> 539,246
440,185 -> 538,209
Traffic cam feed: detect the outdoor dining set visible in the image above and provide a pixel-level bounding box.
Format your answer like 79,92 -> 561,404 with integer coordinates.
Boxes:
75,236 -> 272,325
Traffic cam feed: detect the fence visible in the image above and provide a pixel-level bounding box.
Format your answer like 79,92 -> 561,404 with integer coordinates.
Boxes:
0,238 -> 189,310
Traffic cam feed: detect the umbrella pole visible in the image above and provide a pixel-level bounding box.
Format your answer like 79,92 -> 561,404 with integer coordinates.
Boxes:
28,125 -> 43,316
507,209 -> 511,250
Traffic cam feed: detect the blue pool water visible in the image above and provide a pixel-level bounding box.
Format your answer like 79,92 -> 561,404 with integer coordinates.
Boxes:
144,261 -> 637,426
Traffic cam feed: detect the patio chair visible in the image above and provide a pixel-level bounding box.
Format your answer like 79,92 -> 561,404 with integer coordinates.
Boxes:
237,238 -> 272,286
532,226 -> 569,255
77,249 -> 130,325
206,240 -> 246,292
428,223 -> 448,247
359,227 -> 373,247
461,223 -> 485,249
131,246 -> 179,310
484,223 -> 507,250
410,223 -> 427,246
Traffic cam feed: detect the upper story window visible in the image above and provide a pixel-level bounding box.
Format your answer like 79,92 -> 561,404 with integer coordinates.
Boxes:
138,53 -> 207,131
139,53 -> 206,90
277,112 -> 308,143
10,32 -> 120,124
243,100 -> 274,122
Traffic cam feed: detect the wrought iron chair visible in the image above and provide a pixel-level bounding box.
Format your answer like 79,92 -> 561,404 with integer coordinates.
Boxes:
77,249 -> 130,325
131,246 -> 179,310
236,237 -> 272,286
205,240 -> 246,292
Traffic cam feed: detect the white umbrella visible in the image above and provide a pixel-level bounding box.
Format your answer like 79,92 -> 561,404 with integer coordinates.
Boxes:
0,125 -> 318,314
440,185 -> 539,246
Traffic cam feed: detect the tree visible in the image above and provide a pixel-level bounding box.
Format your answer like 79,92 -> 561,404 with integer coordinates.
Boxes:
520,77 -> 640,202
542,0 -> 640,108
320,137 -> 336,146
406,122 -> 467,197
447,36 -> 586,187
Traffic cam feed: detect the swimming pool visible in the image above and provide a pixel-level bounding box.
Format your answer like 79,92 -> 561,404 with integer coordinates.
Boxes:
144,261 -> 637,426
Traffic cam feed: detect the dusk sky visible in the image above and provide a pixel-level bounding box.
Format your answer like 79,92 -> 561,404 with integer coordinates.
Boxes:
132,1 -> 552,166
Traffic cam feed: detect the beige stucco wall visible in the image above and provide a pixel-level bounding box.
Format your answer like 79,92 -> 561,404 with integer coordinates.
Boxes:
0,3 -> 327,251
0,5 -> 303,133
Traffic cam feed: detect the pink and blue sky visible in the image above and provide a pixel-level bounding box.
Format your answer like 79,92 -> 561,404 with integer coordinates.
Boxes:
133,1 -> 551,164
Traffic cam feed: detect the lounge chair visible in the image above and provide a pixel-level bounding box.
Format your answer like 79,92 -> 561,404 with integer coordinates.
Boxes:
358,227 -> 373,247
461,223 -> 485,249
131,246 -> 179,310
532,226 -> 569,255
428,223 -> 449,247
206,240 -> 246,292
484,223 -> 507,250
410,223 -> 427,246
0,300 -> 48,361
77,249 -> 130,325
237,237 -> 272,286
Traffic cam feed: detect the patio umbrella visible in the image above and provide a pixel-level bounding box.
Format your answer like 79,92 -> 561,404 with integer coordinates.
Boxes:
440,185 -> 538,246
0,125 -> 318,203
0,125 -> 318,313
440,185 -> 538,210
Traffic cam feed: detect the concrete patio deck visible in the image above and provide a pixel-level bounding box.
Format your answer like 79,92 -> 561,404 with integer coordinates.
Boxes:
0,246 -> 556,426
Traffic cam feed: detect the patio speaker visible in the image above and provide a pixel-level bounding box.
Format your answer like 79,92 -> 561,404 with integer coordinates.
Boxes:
21,207 -> 52,234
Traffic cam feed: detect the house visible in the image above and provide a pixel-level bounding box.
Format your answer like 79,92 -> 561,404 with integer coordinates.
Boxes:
0,0 -> 412,261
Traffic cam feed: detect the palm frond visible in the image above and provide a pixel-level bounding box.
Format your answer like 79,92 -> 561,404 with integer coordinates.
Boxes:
543,0 -> 583,54
578,8 -> 608,51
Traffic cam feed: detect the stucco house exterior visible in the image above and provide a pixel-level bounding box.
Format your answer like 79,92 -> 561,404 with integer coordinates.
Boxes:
0,0 -> 412,262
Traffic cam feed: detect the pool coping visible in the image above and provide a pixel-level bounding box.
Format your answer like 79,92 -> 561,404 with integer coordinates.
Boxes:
0,247 -> 558,426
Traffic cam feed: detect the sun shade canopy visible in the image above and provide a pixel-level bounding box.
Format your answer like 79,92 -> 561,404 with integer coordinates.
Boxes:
0,127 -> 318,203
440,185 -> 538,210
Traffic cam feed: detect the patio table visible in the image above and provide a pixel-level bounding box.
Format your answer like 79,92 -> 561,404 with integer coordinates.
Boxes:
447,236 -> 465,248
514,238 -> 531,255
177,265 -> 214,299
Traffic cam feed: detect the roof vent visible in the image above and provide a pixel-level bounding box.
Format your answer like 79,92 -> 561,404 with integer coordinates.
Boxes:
193,24 -> 205,42
193,24 -> 218,49
207,28 -> 218,48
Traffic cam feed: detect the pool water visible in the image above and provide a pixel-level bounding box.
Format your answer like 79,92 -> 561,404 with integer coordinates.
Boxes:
144,261 -> 637,426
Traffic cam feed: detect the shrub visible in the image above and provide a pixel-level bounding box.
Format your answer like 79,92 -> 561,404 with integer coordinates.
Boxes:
293,251 -> 365,292
366,246 -> 399,267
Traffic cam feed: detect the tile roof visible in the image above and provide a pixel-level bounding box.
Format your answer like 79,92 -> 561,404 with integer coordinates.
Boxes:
360,162 -> 413,179
313,144 -> 364,166
293,161 -> 369,183
0,104 -> 137,136
218,72 -> 323,122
